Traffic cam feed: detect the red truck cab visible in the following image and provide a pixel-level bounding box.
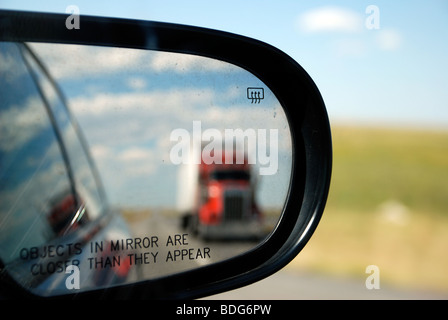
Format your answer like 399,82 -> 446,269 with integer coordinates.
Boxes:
182,151 -> 265,241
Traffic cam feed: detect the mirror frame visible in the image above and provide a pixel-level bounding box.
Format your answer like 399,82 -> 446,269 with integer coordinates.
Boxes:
0,10 -> 332,299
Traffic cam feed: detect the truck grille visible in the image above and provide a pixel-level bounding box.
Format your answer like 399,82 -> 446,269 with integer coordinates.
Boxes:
223,190 -> 247,221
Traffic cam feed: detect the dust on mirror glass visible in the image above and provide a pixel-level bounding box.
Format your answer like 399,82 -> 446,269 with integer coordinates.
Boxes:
0,42 -> 292,296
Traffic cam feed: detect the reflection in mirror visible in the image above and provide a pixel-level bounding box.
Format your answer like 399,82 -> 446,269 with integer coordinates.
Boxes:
0,42 -> 292,296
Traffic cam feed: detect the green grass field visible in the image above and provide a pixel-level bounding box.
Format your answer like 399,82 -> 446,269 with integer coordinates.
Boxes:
287,125 -> 448,292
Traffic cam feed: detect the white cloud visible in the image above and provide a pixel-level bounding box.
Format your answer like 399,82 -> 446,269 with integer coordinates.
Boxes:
90,145 -> 111,159
29,43 -> 148,79
376,29 -> 403,51
0,96 -> 47,152
126,77 -> 147,90
149,51 -> 233,73
117,148 -> 156,176
119,148 -> 153,162
297,6 -> 363,34
69,89 -> 216,124
30,43 -> 236,80
70,89 -> 290,152
0,49 -> 27,82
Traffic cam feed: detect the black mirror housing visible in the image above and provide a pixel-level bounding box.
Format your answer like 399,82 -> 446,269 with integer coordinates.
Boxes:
0,10 -> 331,299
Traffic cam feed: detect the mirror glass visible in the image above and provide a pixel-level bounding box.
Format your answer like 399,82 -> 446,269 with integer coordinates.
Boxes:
0,41 -> 292,296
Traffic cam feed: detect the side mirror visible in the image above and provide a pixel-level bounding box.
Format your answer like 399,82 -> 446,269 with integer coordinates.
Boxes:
0,10 -> 331,299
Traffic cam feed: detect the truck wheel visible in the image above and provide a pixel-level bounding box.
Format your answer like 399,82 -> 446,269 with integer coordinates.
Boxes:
189,214 -> 199,236
180,213 -> 191,230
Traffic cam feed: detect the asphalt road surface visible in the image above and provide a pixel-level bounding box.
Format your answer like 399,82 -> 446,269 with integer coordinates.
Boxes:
127,212 -> 448,300
205,269 -> 448,300
127,211 -> 259,280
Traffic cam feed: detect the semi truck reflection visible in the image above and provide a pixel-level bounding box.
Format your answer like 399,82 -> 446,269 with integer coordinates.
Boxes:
180,146 -> 266,241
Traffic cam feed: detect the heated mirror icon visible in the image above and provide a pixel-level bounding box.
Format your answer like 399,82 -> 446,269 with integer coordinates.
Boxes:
247,87 -> 264,104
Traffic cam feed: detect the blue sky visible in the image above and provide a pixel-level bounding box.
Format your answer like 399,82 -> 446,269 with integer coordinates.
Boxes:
2,0 -> 448,129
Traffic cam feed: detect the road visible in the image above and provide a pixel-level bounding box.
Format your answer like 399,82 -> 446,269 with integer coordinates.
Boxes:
206,269 -> 448,300
126,211 -> 258,280
126,212 -> 448,300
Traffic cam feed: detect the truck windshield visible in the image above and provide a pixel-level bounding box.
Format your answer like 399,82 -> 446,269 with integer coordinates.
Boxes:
210,170 -> 250,181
